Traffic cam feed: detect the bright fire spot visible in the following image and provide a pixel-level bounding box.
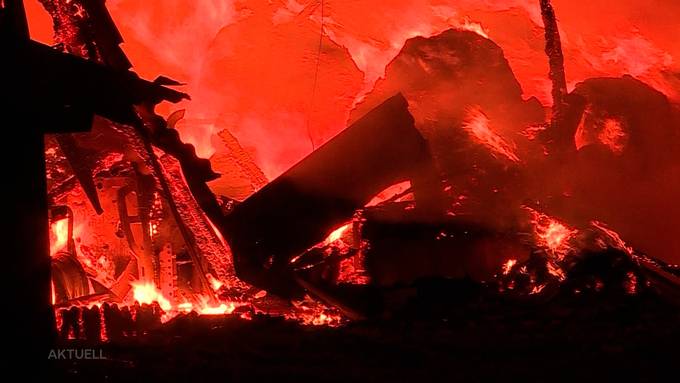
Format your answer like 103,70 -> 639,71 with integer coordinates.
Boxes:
198,301 -> 236,315
195,295 -> 239,315
502,259 -> 517,275
206,273 -> 223,291
131,281 -> 172,311
50,219 -> 69,256
325,223 -> 352,245
463,107 -> 520,163
177,302 -> 194,313
526,208 -> 577,260
598,118 -> 628,154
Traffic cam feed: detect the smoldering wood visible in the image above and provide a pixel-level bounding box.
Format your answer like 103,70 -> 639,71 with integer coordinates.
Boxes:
222,93 -> 446,296
54,133 -> 104,214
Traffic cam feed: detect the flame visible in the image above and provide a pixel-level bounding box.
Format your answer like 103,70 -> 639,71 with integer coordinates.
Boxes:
502,259 -> 517,275
325,223 -> 352,245
205,273 -> 223,291
50,219 -> 69,256
130,281 -> 172,311
197,299 -> 237,315
463,107 -> 520,162
624,271 -> 638,295
526,208 -> 577,260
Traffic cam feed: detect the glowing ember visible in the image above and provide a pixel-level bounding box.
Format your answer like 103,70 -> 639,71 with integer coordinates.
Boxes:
131,281 -> 172,311
463,107 -> 520,162
530,284 -> 546,294
526,208 -> 577,260
624,272 -> 638,295
290,295 -> 344,327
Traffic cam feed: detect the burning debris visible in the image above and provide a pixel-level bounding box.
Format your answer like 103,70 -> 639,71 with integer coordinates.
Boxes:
3,5 -> 680,380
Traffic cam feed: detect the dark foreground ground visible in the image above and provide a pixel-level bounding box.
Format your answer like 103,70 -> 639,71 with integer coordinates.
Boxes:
50,281 -> 680,383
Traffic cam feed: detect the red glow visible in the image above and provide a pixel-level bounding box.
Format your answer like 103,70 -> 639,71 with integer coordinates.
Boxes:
94,0 -> 679,191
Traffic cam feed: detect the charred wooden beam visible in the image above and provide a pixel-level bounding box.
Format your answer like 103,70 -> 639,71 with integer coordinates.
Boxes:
222,94 -> 445,297
54,134 -> 104,214
540,0 -> 568,126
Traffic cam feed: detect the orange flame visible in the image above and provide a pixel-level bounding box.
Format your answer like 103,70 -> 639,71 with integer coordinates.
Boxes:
205,273 -> 223,291
131,281 -> 172,311
325,223 -> 352,245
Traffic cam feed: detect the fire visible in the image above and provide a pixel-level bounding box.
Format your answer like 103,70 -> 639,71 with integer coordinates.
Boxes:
50,219 -> 69,256
195,296 -> 237,315
502,259 -> 517,275
463,107 -> 520,162
131,281 -> 172,311
526,208 -> 577,260
290,295 -> 344,327
206,273 -> 223,291
527,208 -> 578,260
325,223 -> 351,245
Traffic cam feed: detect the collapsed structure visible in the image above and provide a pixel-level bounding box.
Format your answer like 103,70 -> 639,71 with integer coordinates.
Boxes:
3,1 -> 680,356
